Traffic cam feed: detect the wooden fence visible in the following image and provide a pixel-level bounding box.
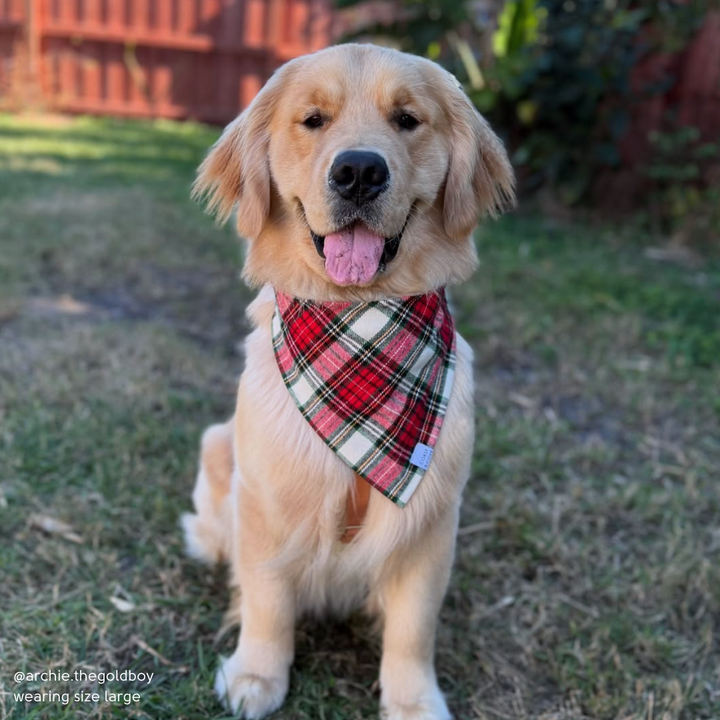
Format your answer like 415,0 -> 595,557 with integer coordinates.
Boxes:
0,0 -> 332,124
621,9 -> 720,167
592,8 -> 720,210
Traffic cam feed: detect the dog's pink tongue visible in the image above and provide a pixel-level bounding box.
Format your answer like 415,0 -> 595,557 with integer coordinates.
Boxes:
324,225 -> 384,286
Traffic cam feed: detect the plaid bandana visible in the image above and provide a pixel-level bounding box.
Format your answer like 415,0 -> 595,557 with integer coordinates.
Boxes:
271,289 -> 456,507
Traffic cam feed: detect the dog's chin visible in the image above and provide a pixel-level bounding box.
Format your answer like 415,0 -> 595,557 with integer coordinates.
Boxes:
299,204 -> 412,288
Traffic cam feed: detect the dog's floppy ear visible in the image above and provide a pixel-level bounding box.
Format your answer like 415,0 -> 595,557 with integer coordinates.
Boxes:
441,74 -> 516,240
193,69 -> 286,239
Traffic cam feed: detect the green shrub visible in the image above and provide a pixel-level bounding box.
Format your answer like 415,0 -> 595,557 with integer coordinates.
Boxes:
473,0 -> 706,204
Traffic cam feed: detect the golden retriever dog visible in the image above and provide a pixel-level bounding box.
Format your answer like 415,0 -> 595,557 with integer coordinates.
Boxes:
183,43 -> 514,720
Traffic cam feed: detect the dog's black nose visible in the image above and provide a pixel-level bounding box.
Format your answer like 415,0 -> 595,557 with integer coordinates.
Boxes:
329,150 -> 389,203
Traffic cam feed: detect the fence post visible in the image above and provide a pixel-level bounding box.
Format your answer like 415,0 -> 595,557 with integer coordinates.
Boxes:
25,0 -> 42,108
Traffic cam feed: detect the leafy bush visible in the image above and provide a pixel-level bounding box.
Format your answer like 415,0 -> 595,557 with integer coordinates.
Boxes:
478,0 -> 707,205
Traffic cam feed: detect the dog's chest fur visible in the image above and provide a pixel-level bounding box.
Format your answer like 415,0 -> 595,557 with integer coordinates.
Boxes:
232,285 -> 475,615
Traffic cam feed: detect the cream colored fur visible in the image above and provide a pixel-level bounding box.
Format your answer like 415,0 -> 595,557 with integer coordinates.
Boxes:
183,44 -> 514,720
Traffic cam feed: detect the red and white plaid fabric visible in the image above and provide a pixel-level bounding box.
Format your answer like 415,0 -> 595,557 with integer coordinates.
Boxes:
271,289 -> 456,507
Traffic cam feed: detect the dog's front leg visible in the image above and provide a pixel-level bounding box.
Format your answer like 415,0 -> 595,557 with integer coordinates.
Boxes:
215,562 -> 295,719
378,513 -> 457,720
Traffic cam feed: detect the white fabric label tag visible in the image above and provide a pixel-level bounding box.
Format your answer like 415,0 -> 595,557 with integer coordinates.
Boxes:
409,443 -> 433,470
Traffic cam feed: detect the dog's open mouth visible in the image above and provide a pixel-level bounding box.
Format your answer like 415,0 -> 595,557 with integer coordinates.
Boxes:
309,216 -> 409,287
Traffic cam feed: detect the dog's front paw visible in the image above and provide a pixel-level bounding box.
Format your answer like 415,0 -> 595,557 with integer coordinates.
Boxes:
381,686 -> 452,720
214,655 -> 288,719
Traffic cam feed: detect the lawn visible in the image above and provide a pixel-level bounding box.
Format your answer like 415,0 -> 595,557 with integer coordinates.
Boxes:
1,113 -> 719,720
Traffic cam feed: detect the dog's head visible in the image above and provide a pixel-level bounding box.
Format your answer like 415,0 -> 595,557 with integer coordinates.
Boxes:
194,44 -> 515,300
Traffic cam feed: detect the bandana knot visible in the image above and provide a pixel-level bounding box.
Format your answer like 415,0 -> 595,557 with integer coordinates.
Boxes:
271,289 -> 456,507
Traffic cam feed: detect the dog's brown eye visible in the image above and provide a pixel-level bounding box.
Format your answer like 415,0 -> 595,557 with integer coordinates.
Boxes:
303,114 -> 324,129
396,113 -> 420,131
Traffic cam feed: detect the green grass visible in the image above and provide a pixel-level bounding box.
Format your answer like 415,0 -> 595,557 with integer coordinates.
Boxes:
1,113 -> 719,720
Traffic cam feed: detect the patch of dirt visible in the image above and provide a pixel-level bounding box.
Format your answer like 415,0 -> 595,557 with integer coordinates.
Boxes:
25,293 -> 146,320
76,288 -> 155,321
6,260 -> 249,357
